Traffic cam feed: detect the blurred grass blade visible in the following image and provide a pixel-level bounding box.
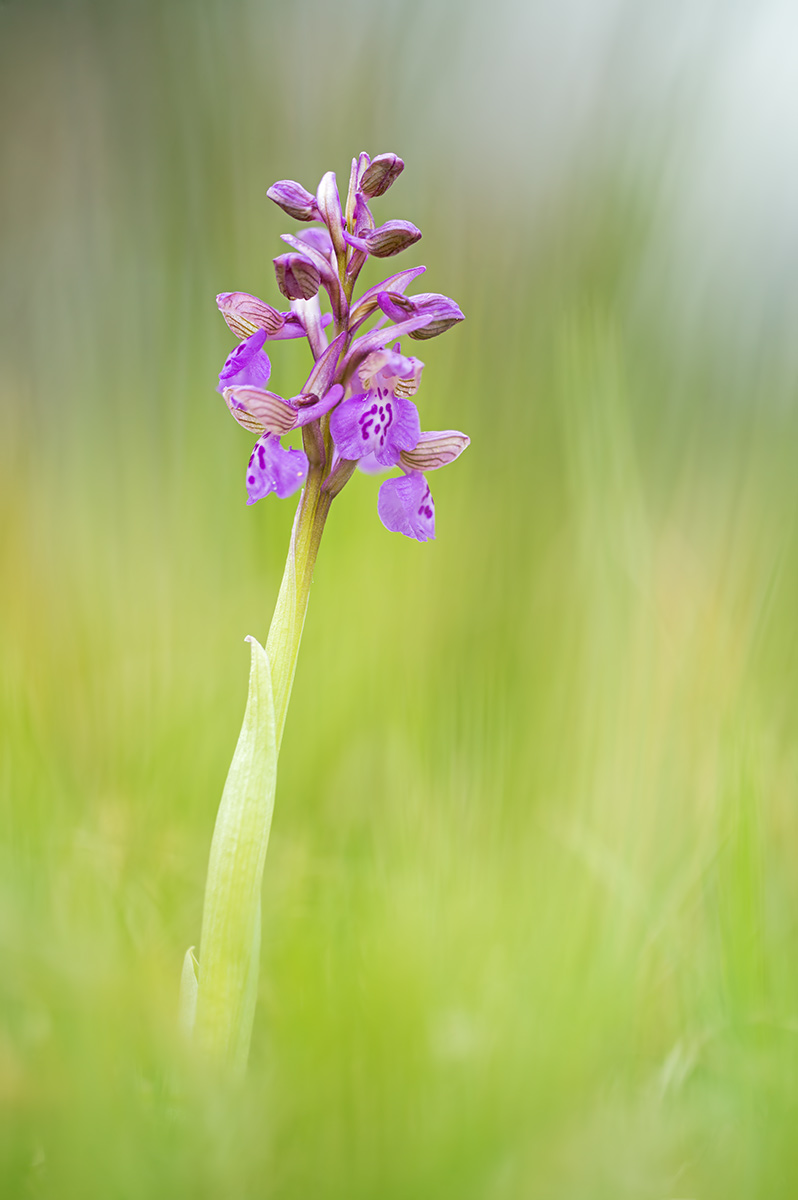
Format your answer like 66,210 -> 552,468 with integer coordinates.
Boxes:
178,946 -> 199,1038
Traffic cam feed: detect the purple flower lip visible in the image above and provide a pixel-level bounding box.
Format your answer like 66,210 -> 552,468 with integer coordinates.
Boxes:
267,179 -> 320,221
217,329 -> 272,393
344,219 -> 422,259
246,434 -> 309,504
377,472 -> 435,542
330,391 -> 421,467
274,253 -> 321,301
359,153 -> 404,198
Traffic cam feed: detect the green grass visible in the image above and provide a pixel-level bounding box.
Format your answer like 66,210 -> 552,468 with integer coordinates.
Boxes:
4,2 -> 798,1196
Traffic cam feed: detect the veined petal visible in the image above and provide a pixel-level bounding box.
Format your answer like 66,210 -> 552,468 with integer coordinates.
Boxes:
274,253 -> 321,301
280,233 -> 340,294
281,233 -> 345,319
359,153 -> 404,198
358,346 -> 423,397
363,220 -> 421,258
217,330 -> 271,394
224,387 -> 298,436
330,392 -> 421,466
406,292 -> 465,340
267,312 -> 312,341
399,430 -> 470,472
377,472 -> 435,541
246,435 -> 308,504
267,179 -> 319,221
216,292 -> 284,339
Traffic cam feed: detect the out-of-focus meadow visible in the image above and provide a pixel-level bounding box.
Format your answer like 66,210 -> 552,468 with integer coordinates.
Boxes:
3,0 -> 798,1195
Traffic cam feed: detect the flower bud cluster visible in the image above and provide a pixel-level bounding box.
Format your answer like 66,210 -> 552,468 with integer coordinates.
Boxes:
215,152 -> 468,541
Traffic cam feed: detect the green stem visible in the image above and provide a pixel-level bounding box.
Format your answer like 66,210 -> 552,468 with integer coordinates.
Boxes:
190,469 -> 331,1073
267,466 -> 332,749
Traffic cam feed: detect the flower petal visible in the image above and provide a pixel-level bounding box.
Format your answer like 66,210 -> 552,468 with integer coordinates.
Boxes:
377,472 -> 435,541
399,430 -> 470,472
217,330 -> 271,393
223,387 -> 298,436
274,253 -> 321,300
216,292 -> 284,339
246,435 -> 308,503
267,179 -> 319,221
363,219 -> 421,258
358,346 -> 423,397
330,392 -> 420,466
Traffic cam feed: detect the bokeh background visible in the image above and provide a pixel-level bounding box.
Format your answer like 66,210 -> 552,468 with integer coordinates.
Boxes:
3,0 -> 798,1195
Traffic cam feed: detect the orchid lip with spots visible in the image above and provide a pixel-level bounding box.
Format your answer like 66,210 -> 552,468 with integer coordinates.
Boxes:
187,153 -> 469,1074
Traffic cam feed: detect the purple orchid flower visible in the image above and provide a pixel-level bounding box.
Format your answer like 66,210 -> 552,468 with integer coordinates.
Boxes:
215,151 -> 468,539
221,333 -> 347,504
329,347 -> 423,467
216,293 -> 309,342
377,430 -> 471,541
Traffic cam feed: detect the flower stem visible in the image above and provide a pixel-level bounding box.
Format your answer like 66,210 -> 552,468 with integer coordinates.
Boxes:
189,467 -> 331,1073
267,464 -> 332,748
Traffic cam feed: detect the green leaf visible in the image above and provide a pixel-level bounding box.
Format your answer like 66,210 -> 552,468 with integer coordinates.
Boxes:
193,635 -> 277,1074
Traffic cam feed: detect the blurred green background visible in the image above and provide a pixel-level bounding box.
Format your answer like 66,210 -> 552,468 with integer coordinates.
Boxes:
3,0 -> 798,1195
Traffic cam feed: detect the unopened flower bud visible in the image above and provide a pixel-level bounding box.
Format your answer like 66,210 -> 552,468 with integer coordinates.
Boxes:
375,290 -> 464,340
266,179 -> 319,221
274,253 -> 321,301
359,153 -> 405,198
405,293 -> 465,341
216,292 -> 285,340
363,220 -> 421,258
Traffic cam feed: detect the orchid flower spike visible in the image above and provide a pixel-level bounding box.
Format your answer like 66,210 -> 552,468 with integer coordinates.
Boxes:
215,151 -> 468,539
